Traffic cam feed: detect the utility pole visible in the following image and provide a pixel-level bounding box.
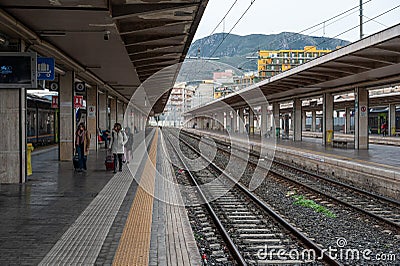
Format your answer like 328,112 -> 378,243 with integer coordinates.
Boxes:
359,0 -> 363,39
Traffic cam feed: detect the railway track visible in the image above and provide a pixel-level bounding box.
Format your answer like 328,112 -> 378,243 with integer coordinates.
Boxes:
179,129 -> 400,230
164,129 -> 340,266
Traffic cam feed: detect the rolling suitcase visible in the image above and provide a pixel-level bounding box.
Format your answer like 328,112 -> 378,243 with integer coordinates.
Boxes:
73,153 -> 79,170
105,151 -> 114,171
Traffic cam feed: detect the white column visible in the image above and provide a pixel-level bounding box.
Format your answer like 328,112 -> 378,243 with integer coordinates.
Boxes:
110,97 -> 117,129
59,71 -> 75,161
273,103 -> 280,138
311,110 -> 316,132
0,88 -> 26,183
117,100 -> 124,125
261,105 -> 268,137
226,111 -> 232,132
248,108 -> 254,135
293,98 -> 302,141
232,109 -> 238,133
86,86 -> 98,151
389,104 -> 396,136
238,108 -> 245,134
302,111 -> 307,131
345,107 -> 351,134
98,91 -> 107,131
218,112 -> 224,131
323,93 -> 334,146
355,87 -> 369,150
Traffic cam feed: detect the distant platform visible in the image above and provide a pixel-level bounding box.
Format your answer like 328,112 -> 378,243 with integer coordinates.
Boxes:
187,129 -> 400,200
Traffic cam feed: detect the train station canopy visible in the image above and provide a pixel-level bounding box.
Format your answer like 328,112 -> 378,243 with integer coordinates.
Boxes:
186,23 -> 400,114
0,0 -> 207,113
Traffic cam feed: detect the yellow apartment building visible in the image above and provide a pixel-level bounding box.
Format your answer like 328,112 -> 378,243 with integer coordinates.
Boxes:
258,46 -> 331,78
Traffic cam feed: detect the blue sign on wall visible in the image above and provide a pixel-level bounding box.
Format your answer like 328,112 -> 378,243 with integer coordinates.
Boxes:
37,57 -> 55,80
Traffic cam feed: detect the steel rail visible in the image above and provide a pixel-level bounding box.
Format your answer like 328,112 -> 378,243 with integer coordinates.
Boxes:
170,129 -> 342,266
164,132 -> 248,266
181,130 -> 400,229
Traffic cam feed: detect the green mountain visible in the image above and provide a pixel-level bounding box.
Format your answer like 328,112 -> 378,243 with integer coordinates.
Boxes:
187,32 -> 350,71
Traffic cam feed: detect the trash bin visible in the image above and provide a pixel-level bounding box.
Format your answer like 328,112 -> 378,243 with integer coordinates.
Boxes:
27,143 -> 34,176
327,130 -> 333,144
275,127 -> 281,138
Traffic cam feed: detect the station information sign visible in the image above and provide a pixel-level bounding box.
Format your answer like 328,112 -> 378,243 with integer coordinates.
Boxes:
0,52 -> 37,88
74,95 -> 84,108
37,57 -> 55,80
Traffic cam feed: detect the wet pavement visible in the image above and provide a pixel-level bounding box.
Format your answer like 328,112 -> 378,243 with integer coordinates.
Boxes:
0,147 -> 115,265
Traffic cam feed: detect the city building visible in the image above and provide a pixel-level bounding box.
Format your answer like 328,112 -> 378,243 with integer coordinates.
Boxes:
213,70 -> 235,99
258,46 -> 332,78
192,81 -> 215,108
161,82 -> 194,127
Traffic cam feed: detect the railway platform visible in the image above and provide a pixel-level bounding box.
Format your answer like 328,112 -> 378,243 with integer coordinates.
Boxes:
301,131 -> 400,146
187,129 -> 400,200
0,128 -> 200,265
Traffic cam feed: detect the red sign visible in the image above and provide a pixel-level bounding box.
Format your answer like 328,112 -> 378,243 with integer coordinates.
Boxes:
51,96 -> 58,108
74,95 -> 83,108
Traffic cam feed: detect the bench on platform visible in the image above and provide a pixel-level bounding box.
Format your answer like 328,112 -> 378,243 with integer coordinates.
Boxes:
332,138 -> 354,148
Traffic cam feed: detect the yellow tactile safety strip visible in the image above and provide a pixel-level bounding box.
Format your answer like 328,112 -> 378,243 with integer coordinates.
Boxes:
112,129 -> 158,266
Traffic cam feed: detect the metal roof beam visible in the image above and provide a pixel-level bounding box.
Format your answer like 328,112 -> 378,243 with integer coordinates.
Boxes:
126,44 -> 183,55
130,52 -> 181,62
261,84 -> 289,91
374,45 -> 400,56
275,80 -> 311,87
119,20 -> 190,35
351,54 -> 398,65
134,59 -> 179,68
123,33 -> 186,45
333,60 -> 374,70
112,3 -> 198,20
136,65 -> 171,74
292,74 -> 329,83
314,65 -> 357,75
306,70 -> 346,80
124,34 -> 186,46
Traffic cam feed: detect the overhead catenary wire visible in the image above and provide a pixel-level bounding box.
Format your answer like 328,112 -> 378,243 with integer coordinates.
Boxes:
195,0 -> 239,58
260,0 -> 375,52
209,0 -> 239,36
362,15 -> 388,28
303,3 -> 400,54
294,0 -> 373,36
208,0 -> 257,58
189,0 -> 257,80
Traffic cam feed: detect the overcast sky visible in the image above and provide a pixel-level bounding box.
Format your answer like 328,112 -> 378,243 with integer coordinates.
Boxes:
193,0 -> 400,43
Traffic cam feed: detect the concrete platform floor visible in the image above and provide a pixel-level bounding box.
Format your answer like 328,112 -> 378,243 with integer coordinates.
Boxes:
0,128 -> 199,265
0,147 -> 116,265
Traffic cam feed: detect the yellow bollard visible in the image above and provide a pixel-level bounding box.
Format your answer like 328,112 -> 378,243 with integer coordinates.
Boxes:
27,143 -> 34,176
327,130 -> 334,144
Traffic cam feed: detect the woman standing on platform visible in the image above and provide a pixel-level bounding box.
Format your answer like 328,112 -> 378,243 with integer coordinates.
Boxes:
75,123 -> 91,172
109,123 -> 128,173
381,121 -> 388,136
